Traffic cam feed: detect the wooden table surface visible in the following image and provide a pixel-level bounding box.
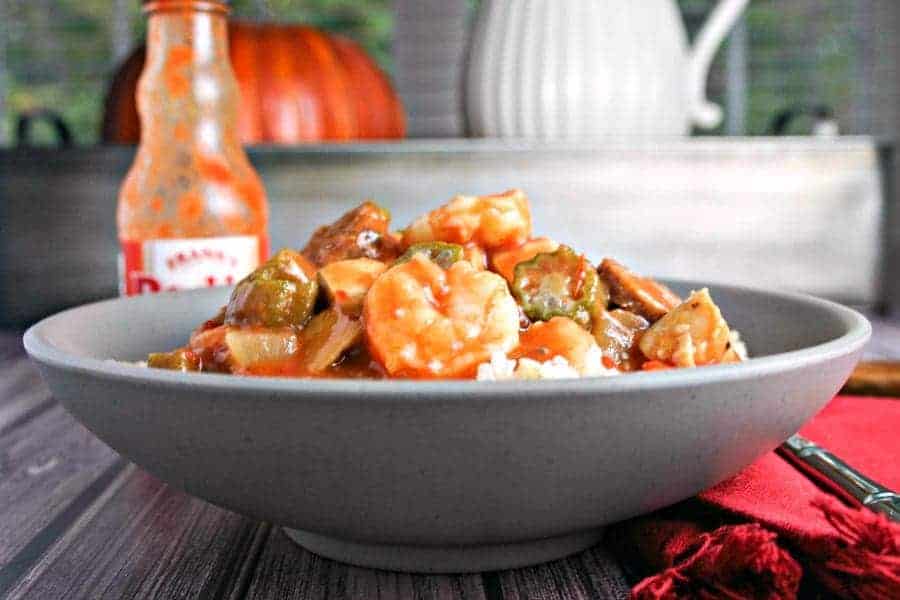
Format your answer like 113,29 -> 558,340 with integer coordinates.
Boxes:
0,331 -> 631,600
2,316 -> 899,600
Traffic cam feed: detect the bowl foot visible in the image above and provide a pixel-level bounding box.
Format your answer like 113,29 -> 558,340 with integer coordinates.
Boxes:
282,527 -> 605,573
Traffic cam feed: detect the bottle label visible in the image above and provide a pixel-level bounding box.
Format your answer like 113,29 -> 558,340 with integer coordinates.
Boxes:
119,235 -> 267,296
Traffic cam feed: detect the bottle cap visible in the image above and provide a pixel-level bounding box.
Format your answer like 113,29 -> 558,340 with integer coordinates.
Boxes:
144,0 -> 228,3
143,0 -> 229,14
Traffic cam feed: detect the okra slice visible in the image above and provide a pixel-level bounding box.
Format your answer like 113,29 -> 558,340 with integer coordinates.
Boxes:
147,348 -> 201,372
225,248 -> 319,328
395,242 -> 464,269
249,248 -> 317,284
511,245 -> 599,328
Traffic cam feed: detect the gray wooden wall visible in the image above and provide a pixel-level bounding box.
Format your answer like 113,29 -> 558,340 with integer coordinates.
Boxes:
0,138 -> 891,325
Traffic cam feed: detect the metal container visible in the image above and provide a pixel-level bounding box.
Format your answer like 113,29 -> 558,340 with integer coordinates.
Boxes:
0,138 -> 893,325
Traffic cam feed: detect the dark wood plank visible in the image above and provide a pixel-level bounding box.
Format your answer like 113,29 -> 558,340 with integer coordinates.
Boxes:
488,546 -> 629,600
0,331 -> 25,363
0,338 -> 268,600
244,527 -> 487,600
0,357 -> 55,434
0,330 -> 52,436
568,546 -> 632,599
0,329 -> 629,600
6,467 -> 267,600
842,315 -> 900,396
0,404 -> 122,571
862,316 -> 900,361
844,361 -> 900,397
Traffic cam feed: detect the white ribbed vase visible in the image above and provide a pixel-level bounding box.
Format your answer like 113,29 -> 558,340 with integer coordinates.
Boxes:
465,0 -> 748,139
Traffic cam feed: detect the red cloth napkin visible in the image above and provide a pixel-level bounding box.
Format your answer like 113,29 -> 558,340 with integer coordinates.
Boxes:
607,396 -> 900,599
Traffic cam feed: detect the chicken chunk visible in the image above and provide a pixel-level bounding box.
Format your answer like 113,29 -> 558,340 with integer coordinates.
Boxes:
592,309 -> 650,370
317,258 -> 388,316
638,288 -> 731,367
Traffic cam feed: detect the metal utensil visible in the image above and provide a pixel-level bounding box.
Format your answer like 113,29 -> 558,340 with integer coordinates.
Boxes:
779,434 -> 900,522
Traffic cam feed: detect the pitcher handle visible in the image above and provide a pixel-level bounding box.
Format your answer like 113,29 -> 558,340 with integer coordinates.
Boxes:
687,0 -> 749,129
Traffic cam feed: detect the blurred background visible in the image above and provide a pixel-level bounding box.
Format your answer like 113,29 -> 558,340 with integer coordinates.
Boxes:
1,0 -> 899,326
3,0 -> 899,143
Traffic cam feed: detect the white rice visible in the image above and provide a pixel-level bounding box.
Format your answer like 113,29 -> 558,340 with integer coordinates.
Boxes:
729,329 -> 749,360
110,358 -> 147,367
476,329 -> 749,381
475,347 -> 618,381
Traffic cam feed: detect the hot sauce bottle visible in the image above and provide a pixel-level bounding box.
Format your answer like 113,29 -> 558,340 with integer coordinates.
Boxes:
118,0 -> 268,295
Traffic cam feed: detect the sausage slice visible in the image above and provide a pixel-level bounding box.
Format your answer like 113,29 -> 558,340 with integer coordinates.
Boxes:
302,201 -> 401,267
598,258 -> 681,322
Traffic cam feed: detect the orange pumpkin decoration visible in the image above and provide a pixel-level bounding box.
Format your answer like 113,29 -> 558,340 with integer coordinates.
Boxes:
102,21 -> 406,144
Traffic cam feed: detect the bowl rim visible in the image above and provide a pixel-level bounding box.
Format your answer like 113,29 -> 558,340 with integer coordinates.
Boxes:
23,280 -> 871,400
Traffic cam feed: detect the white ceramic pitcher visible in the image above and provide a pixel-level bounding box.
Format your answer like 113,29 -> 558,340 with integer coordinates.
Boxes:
466,0 -> 749,138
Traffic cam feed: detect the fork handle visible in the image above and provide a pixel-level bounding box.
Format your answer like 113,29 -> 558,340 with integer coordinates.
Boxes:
779,434 -> 900,522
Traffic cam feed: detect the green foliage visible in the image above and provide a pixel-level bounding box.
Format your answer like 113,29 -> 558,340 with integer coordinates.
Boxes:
230,0 -> 393,69
0,0 -> 874,145
679,0 -> 860,135
3,0 -> 392,146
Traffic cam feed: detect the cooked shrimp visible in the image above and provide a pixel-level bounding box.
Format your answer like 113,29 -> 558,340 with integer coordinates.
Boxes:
514,316 -> 606,376
638,288 -> 730,367
490,237 -> 559,282
363,253 -> 520,378
720,348 -> 743,364
403,189 -> 532,250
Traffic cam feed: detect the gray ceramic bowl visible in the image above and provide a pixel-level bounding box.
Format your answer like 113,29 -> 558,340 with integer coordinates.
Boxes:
24,282 -> 869,573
